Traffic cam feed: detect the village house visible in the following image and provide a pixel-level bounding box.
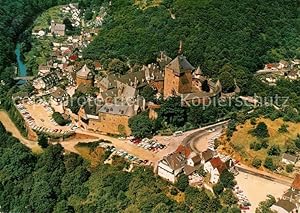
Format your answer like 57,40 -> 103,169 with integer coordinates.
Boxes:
50,21 -> 66,36
282,153 -> 298,165
204,156 -> 227,184
157,152 -> 186,183
184,153 -> 202,176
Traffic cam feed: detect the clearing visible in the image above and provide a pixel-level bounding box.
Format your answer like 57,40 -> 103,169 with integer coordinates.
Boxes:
219,117 -> 300,166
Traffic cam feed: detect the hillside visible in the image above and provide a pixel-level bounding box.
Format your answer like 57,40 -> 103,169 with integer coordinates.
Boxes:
219,117 -> 300,173
83,0 -> 300,77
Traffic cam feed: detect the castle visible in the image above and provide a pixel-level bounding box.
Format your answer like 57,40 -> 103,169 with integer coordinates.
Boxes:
76,51 -> 222,136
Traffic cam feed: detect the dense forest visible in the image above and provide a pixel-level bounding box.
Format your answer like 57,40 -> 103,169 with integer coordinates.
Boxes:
0,122 -> 242,212
83,0 -> 299,77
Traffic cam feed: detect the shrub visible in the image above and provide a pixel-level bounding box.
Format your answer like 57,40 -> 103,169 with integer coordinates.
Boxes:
286,164 -> 294,173
278,123 -> 289,133
38,134 -> 48,148
264,157 -> 276,171
261,139 -> 269,149
250,117 -> 256,125
52,112 -> 70,126
252,158 -> 262,168
267,145 -> 281,156
250,141 -> 262,151
170,187 -> 178,196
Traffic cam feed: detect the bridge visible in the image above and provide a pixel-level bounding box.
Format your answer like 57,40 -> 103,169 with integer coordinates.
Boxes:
13,76 -> 35,81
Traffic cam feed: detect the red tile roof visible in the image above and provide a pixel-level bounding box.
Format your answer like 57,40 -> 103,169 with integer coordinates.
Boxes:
176,145 -> 191,158
210,157 -> 227,173
70,55 -> 78,61
292,174 -> 300,190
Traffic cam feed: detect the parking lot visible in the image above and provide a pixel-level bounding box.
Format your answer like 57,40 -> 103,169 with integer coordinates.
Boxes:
98,142 -> 151,166
16,98 -> 76,136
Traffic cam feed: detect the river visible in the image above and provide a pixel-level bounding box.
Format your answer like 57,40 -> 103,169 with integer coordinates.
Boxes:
15,43 -> 27,77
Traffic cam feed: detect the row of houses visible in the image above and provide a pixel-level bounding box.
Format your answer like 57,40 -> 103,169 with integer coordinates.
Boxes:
157,145 -> 236,184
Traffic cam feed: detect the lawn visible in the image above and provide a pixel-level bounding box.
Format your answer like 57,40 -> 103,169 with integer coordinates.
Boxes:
219,117 -> 300,166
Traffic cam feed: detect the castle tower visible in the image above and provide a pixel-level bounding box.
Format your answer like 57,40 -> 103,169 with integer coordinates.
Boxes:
163,43 -> 195,98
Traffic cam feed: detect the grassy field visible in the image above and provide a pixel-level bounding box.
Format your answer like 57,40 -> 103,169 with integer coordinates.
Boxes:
219,118 -> 300,166
33,6 -> 64,30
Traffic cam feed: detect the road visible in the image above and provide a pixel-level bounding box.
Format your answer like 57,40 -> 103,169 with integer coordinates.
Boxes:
182,121 -> 227,153
236,164 -> 292,186
0,110 -> 42,153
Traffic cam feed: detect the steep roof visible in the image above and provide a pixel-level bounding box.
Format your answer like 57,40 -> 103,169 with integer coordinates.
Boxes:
202,149 -> 215,162
51,87 -> 67,99
176,145 -> 191,158
282,153 -> 297,163
99,104 -> 137,117
184,164 -> 200,176
292,174 -> 300,190
166,55 -> 195,74
163,152 -> 186,171
210,157 -> 227,173
190,155 -> 201,165
53,23 -> 65,31
273,199 -> 296,212
77,64 -> 93,78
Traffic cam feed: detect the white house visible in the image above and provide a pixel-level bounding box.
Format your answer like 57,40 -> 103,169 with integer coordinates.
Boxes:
282,153 -> 298,165
204,157 -> 227,184
157,152 -> 186,183
270,200 -> 297,213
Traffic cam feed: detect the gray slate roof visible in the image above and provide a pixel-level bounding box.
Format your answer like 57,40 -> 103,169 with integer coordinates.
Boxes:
167,55 -> 195,74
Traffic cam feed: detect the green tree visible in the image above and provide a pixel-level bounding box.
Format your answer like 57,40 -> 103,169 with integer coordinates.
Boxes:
219,71 -> 235,93
256,195 -> 276,213
151,203 -> 169,213
286,164 -> 294,173
140,85 -> 156,102
220,189 -> 238,206
197,165 -> 207,177
129,113 -> 153,138
220,170 -> 236,188
175,174 -> 189,192
264,157 -> 276,171
159,96 -> 186,127
251,122 -> 269,138
108,59 -> 128,75
267,145 -> 281,156
252,158 -> 262,168
38,134 -> 48,148
213,182 -> 224,195
278,123 -> 289,133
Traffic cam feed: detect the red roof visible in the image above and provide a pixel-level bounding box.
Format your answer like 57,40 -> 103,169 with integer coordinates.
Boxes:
69,55 -> 78,61
176,145 -> 191,158
210,157 -> 227,173
292,174 -> 300,190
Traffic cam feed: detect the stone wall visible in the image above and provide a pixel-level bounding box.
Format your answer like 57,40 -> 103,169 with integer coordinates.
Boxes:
88,113 -> 131,136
